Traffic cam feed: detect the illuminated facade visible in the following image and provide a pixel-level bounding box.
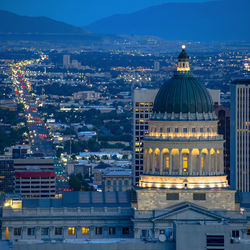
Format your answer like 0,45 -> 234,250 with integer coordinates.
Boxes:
137,47 -> 234,210
230,79 -> 250,192
132,89 -> 158,185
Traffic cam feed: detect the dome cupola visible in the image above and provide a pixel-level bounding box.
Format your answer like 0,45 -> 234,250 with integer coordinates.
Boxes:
152,46 -> 216,121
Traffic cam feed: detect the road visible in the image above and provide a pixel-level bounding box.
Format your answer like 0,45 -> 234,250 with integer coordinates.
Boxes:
11,52 -> 54,156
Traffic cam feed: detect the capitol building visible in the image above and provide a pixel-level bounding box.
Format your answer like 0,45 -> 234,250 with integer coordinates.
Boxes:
136,46 -> 234,211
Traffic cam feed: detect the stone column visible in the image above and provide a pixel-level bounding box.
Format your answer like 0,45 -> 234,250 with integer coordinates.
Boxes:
144,149 -> 148,173
220,149 -> 224,174
152,150 -> 155,174
169,149 -> 172,175
199,152 -> 203,175
159,149 -> 163,175
215,149 -> 218,173
179,150 -> 182,175
189,149 -> 193,175
208,150 -> 211,175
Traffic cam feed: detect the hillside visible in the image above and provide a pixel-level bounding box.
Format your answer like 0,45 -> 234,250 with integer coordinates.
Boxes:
0,10 -> 89,34
86,0 -> 250,41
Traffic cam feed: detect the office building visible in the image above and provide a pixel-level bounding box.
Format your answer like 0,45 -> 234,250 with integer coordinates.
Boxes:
14,158 -> 56,198
214,104 -> 231,182
0,156 -> 14,193
230,79 -> 250,192
154,61 -> 160,71
63,55 -> 71,68
132,88 -> 158,185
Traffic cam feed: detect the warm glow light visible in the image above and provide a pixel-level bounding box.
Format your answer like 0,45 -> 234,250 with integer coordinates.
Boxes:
4,202 -> 10,207
182,45 -> 186,50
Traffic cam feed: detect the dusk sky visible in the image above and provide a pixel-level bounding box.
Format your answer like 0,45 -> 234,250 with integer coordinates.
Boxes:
0,0 -> 213,26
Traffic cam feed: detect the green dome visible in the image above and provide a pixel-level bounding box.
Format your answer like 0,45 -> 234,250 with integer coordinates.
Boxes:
153,71 -> 214,114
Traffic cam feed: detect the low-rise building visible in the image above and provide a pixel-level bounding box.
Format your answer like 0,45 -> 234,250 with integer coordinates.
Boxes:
103,169 -> 132,192
14,158 -> 56,198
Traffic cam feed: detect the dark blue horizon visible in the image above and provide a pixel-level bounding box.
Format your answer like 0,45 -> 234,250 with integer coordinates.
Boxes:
0,0 -> 215,26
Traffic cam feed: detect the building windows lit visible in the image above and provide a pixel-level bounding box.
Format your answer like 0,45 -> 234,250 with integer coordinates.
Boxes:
68,227 -> 75,235
166,156 -> 169,168
192,128 -> 196,133
96,227 -> 102,235
109,227 -> 116,235
183,128 -> 188,133
82,227 -> 89,235
183,156 -> 188,169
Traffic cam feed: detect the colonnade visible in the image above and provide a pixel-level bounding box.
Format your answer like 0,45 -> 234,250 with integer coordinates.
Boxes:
144,147 -> 224,175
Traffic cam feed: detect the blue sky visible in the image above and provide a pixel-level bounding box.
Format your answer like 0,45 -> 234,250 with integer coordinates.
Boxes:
0,0 -> 213,26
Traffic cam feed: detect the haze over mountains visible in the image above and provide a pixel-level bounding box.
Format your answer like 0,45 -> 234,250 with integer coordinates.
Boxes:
0,10 -> 89,35
0,0 -> 249,42
87,0 -> 250,41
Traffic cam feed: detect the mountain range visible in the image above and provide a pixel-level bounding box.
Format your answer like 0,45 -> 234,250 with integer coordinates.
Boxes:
0,10 -> 89,35
86,0 -> 250,41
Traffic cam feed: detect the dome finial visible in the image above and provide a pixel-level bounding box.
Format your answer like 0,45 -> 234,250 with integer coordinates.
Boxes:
182,44 -> 186,50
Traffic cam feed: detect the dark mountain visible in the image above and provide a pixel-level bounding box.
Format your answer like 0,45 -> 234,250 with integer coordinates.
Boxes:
0,10 -> 89,34
86,0 -> 250,41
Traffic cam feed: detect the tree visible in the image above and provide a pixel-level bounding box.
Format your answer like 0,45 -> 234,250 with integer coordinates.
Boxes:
69,174 -> 81,191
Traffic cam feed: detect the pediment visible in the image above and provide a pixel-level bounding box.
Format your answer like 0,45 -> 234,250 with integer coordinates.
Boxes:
152,203 -> 227,222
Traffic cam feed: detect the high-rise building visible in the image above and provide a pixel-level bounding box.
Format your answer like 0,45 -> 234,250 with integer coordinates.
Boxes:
132,89 -> 158,185
214,104 -> 230,182
230,79 -> 250,192
14,158 -> 56,198
154,61 -> 160,71
0,156 -> 14,193
63,55 -> 71,68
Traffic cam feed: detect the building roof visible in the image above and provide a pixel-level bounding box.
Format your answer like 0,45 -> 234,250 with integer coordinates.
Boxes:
22,191 -> 132,208
153,48 -> 215,118
231,79 -> 250,85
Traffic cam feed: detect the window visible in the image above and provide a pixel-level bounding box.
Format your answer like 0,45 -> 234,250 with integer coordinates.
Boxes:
206,235 -> 224,247
41,227 -> 49,236
192,128 -> 196,133
207,128 -> 210,132
14,228 -> 21,236
200,128 -> 204,133
107,180 -> 111,186
109,227 -> 116,235
141,229 -> 148,238
183,156 -> 188,170
166,193 -> 179,200
201,156 -> 204,168
122,227 -> 129,235
82,227 -> 89,235
119,180 -> 122,191
175,128 -> 179,133
55,227 -> 62,235
27,228 -> 35,236
96,227 -> 102,235
193,193 -> 206,200
247,228 -> 250,235
232,230 -> 239,238
124,180 -> 129,186
165,156 -> 169,168
183,128 -> 188,133
68,227 -> 75,235
167,128 -> 170,133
